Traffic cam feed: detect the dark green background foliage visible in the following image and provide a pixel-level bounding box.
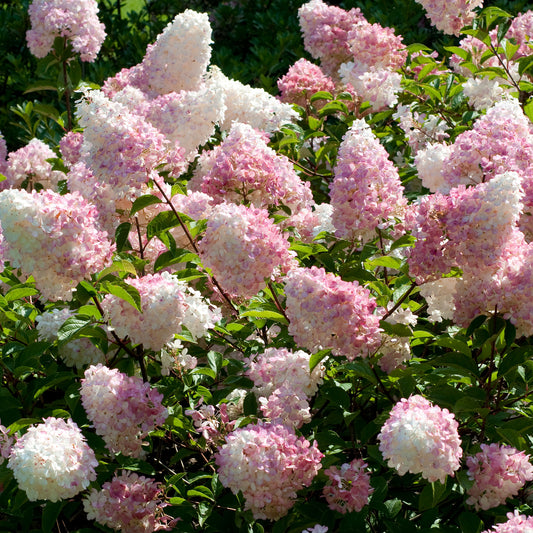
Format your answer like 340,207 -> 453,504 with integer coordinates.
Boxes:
0,0 -> 530,150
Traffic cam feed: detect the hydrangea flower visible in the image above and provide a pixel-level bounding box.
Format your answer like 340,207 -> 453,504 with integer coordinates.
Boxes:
414,0 -> 484,36
101,272 -> 221,352
36,307 -> 106,367
277,58 -> 336,109
3,138 -> 64,191
0,422 -> 13,464
330,119 -> 407,243
80,364 -> 168,457
378,395 -> 462,483
323,459 -> 373,513
215,422 -> 323,520
466,443 -> 533,510
84,470 -> 174,533
7,417 -> 97,502
26,0 -> 106,61
76,90 -> 187,200
481,510 -> 533,533
191,122 -> 313,212
298,0 -> 365,78
198,203 -> 296,298
284,266 -> 383,360
246,347 -> 324,399
207,67 -> 298,133
0,189 -> 114,301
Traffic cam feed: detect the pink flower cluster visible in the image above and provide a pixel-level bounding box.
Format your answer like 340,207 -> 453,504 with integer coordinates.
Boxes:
84,470 -> 174,533
298,0 -> 365,78
466,443 -> 533,510
323,459 -> 373,514
191,122 -> 313,212
102,272 -> 220,352
80,364 -> 168,457
198,203 -> 295,298
76,90 -> 186,199
3,138 -> 64,191
330,119 -> 407,243
0,132 -> 7,176
0,189 -> 113,301
59,131 -> 84,167
378,395 -> 462,483
407,171 -> 523,283
26,0 -> 106,61
246,347 -> 324,398
414,0 -> 484,36
284,266 -> 383,360
215,422 -> 323,520
246,347 -> 324,428
482,511 -> 533,533
0,422 -> 13,464
7,417 -> 97,502
185,402 -> 234,446
277,58 -> 335,109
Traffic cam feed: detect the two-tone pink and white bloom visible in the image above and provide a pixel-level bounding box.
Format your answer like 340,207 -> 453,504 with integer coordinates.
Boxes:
466,443 -> 533,510
26,0 -> 106,61
378,395 -> 462,483
80,364 -> 168,457
323,459 -> 373,513
84,470 -> 174,533
215,422 -> 323,520
7,417 -> 97,502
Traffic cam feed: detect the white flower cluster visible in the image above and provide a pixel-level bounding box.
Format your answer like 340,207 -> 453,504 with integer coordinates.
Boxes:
463,77 -> 509,111
8,417 -> 98,502
36,308 -> 105,367
208,67 -> 298,133
339,63 -> 402,110
415,142 -> 454,193
141,10 -> 212,94
419,277 -> 458,323
144,81 -> 226,158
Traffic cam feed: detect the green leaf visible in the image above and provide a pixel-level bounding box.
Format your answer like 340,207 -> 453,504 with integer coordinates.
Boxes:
4,286 -> 39,302
407,43 -> 432,54
445,46 -> 470,61
97,260 -> 137,280
101,280 -> 142,312
187,487 -> 214,501
366,256 -> 403,270
115,222 -> 132,252
461,28 -> 491,46
432,352 -> 479,377
57,316 -> 91,343
147,210 -> 180,239
309,91 -> 333,102
499,346 -> 533,376
519,55 -> 533,77
239,309 -> 288,323
524,99 -> 533,123
309,349 -> 330,371
24,81 -> 58,93
380,321 -> 412,338
130,194 -> 162,216
318,100 -> 348,116
418,481 -> 447,511
42,501 -> 64,533
459,512 -> 483,533
432,337 -> 471,357
33,103 -> 61,122
33,373 -> 73,399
